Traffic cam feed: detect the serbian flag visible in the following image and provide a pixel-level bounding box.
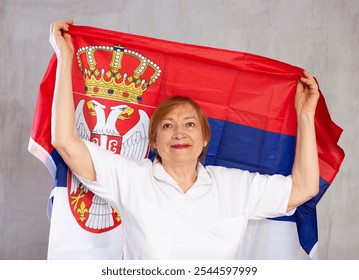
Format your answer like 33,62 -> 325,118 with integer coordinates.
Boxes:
29,24 -> 344,259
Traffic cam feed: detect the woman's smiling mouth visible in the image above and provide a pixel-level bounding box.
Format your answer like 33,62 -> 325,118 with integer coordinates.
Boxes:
171,144 -> 191,149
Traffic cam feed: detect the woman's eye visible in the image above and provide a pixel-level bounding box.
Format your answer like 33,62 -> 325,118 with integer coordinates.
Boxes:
162,123 -> 172,129
186,122 -> 195,127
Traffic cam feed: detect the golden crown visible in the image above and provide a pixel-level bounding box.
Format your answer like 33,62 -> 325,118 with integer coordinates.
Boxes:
76,45 -> 161,103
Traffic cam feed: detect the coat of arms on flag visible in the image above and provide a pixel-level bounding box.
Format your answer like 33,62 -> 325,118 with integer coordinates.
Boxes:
68,44 -> 162,233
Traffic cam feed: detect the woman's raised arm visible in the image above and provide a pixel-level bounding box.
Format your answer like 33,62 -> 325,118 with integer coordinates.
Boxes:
287,70 -> 320,211
50,20 -> 96,182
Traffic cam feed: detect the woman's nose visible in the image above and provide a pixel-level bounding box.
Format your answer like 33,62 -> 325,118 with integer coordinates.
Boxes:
172,126 -> 186,139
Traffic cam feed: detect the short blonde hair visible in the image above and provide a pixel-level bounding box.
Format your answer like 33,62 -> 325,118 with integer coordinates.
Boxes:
149,96 -> 211,163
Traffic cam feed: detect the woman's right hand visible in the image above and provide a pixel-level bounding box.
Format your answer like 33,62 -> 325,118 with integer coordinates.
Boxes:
49,20 -> 74,60
50,19 -> 97,182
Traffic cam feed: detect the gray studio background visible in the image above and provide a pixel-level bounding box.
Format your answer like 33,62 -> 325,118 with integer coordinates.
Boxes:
0,0 -> 358,259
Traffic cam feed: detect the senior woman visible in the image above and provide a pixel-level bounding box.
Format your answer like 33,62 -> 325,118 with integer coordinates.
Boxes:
50,20 -> 320,259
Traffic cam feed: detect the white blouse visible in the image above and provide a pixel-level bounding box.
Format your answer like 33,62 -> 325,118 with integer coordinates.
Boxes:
75,139 -> 292,260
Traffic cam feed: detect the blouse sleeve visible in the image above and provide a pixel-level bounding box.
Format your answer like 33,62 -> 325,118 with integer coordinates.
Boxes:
73,139 -> 151,213
206,166 -> 294,220
245,171 -> 293,219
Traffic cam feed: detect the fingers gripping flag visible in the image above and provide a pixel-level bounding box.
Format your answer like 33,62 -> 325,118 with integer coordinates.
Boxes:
29,25 -> 344,259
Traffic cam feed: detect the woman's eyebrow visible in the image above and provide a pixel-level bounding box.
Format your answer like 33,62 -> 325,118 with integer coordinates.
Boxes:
161,116 -> 197,121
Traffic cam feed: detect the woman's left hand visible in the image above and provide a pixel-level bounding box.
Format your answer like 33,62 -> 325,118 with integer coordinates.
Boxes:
288,70 -> 320,211
295,70 -> 320,116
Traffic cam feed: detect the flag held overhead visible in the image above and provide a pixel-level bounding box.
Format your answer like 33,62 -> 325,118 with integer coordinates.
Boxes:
29,24 -> 344,259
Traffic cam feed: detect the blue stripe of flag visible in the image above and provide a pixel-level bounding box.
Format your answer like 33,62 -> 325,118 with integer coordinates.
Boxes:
205,118 -> 295,176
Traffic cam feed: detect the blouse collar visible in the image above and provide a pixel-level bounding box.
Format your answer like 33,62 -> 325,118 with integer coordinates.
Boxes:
152,160 -> 212,192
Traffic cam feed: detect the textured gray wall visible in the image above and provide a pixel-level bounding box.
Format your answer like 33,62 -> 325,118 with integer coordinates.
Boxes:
0,0 -> 358,259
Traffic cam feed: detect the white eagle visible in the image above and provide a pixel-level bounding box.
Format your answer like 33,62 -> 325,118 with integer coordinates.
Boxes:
70,99 -> 149,230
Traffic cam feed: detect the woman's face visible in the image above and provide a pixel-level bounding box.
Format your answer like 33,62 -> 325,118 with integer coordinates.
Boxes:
153,103 -> 208,166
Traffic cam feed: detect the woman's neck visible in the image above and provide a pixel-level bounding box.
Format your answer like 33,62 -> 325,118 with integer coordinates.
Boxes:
161,161 -> 198,193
